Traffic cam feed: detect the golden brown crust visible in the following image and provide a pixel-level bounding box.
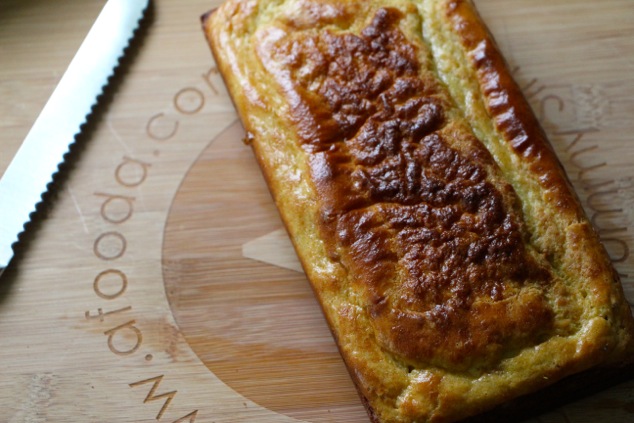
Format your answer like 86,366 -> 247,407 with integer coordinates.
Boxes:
202,1 -> 634,422
445,0 -> 579,214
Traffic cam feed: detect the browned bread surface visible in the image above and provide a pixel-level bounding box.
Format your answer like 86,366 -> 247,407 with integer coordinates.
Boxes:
202,1 -> 634,421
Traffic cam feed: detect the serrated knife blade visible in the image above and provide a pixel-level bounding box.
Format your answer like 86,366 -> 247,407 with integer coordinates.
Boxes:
0,0 -> 149,277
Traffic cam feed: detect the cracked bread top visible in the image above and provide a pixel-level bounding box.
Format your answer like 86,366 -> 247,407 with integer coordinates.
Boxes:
203,1 -> 634,421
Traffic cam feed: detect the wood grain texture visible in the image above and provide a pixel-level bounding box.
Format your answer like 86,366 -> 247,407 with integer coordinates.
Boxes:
0,0 -> 633,422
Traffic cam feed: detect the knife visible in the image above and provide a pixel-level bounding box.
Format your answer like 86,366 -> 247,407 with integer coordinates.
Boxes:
0,0 -> 149,277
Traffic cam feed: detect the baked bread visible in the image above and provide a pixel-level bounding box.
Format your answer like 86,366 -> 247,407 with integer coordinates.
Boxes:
201,0 -> 634,421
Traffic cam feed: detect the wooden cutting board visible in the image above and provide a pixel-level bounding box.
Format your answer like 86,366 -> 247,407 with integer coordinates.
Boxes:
1,0 -> 633,421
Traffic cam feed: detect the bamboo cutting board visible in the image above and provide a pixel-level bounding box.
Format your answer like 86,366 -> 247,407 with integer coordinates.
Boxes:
1,0 -> 634,421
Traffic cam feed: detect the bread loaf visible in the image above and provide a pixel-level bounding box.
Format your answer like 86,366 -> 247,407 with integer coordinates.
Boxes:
202,1 -> 634,421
